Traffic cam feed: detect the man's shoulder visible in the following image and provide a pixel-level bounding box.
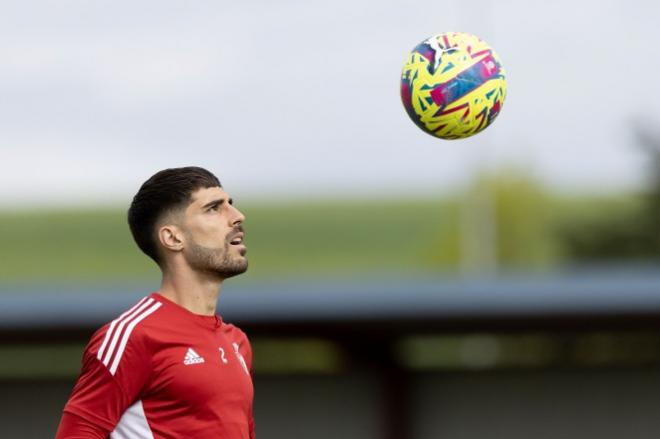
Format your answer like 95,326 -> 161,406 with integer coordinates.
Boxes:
221,321 -> 251,344
87,295 -> 164,355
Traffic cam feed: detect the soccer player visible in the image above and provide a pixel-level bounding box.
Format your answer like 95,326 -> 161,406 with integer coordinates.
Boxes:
56,167 -> 255,438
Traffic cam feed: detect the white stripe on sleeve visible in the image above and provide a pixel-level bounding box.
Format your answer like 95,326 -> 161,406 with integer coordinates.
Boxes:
102,298 -> 155,367
97,297 -> 149,361
109,301 -> 162,376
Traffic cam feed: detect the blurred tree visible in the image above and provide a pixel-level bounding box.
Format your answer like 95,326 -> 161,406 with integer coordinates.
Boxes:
489,170 -> 557,268
425,170 -> 558,271
560,125 -> 660,262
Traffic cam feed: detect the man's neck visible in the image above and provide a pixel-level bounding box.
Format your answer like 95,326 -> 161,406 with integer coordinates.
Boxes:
158,268 -> 224,316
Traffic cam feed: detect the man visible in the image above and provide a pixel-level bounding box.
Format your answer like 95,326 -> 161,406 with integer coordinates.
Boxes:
56,166 -> 255,438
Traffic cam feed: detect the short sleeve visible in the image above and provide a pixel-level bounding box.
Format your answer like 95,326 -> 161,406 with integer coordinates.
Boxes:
59,321 -> 153,434
55,410 -> 107,438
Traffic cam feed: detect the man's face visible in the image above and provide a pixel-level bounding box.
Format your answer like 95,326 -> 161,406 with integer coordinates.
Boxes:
180,186 -> 247,279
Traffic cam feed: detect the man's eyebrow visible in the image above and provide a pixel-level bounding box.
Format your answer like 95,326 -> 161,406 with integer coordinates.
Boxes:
201,198 -> 233,209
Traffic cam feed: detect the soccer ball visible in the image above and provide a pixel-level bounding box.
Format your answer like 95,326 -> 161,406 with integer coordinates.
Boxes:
400,32 -> 507,140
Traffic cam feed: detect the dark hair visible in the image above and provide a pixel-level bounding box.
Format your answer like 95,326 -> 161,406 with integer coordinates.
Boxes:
128,166 -> 221,265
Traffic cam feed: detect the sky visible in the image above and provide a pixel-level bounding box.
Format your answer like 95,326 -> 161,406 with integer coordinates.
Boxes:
1,0 -> 659,206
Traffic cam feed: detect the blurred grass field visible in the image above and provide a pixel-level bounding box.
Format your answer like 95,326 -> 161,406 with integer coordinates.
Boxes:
0,176 -> 641,283
0,200 -> 459,282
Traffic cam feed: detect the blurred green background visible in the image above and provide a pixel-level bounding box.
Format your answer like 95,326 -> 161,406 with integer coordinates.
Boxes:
0,171 -> 648,283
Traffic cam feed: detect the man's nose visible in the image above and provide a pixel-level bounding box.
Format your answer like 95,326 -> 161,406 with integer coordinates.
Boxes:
230,205 -> 245,225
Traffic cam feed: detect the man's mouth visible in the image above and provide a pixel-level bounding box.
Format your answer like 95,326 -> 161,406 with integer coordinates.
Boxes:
229,233 -> 244,246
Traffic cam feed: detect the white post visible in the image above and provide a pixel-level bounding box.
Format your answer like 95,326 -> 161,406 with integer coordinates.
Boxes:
458,0 -> 498,276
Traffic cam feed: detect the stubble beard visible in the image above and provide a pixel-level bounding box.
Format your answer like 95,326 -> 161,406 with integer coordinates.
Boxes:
184,236 -> 248,280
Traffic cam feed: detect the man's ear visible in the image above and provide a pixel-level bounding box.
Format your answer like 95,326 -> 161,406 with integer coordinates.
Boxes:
158,224 -> 185,253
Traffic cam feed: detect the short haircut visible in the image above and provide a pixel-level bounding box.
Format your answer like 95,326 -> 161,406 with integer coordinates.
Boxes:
128,166 -> 221,265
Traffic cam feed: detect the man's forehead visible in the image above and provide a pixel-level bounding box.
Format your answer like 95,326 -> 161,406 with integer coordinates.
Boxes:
190,186 -> 229,204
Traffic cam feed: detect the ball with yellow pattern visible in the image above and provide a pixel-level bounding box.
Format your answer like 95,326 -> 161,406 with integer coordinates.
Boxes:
400,32 -> 507,139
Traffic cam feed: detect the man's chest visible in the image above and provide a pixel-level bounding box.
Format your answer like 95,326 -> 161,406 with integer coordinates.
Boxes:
145,334 -> 254,418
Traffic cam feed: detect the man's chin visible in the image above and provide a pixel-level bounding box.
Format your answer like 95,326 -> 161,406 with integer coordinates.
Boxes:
216,259 -> 248,279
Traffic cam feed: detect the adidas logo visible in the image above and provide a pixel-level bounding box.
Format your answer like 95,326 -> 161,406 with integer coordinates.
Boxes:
183,348 -> 205,365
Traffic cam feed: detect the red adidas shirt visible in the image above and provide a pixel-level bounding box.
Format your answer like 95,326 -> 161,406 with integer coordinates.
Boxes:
56,293 -> 255,439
